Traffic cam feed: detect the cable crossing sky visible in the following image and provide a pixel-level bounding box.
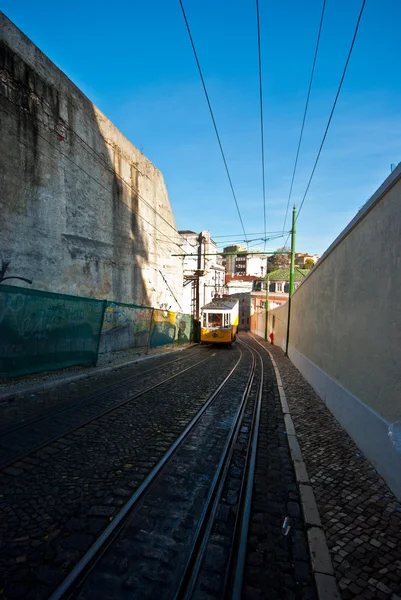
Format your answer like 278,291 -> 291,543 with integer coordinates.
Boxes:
179,0 -> 249,245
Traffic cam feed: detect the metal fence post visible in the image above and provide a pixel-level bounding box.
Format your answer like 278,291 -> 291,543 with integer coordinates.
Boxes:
146,308 -> 155,355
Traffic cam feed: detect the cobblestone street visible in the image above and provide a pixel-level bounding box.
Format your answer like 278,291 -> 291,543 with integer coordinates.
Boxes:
0,346 -> 240,598
2,334 -> 399,599
0,338 -> 320,600
252,334 -> 401,600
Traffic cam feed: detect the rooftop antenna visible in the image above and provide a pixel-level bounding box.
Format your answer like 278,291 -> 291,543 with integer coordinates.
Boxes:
391,163 -> 396,172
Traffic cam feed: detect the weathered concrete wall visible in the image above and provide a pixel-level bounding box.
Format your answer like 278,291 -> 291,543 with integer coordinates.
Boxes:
0,12 -> 183,309
264,165 -> 401,499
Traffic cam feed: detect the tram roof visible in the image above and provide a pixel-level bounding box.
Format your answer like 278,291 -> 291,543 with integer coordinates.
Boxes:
201,298 -> 239,311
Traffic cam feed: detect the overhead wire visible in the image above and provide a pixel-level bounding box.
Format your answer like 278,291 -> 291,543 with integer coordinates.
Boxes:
211,231 -> 283,239
178,0 -> 248,245
255,0 -> 267,250
296,0 -> 367,221
0,96 -> 187,254
216,232 -> 288,251
282,0 -> 327,233
284,0 -> 367,246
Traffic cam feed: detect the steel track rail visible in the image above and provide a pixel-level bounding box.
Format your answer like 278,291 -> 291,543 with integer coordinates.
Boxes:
0,346 -> 208,437
178,338 -> 264,600
49,345 -> 245,600
230,338 -> 264,599
173,345 -> 257,599
0,350 -> 216,471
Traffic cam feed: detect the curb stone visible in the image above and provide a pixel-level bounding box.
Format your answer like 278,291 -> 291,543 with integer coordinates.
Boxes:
248,333 -> 341,600
0,344 -> 198,403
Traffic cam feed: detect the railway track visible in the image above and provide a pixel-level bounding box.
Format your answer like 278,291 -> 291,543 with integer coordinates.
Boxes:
48,341 -> 264,600
0,346 -> 215,470
0,346 -> 208,436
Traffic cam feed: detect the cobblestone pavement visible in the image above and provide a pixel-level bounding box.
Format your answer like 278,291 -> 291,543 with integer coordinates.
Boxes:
0,346 -> 239,600
0,347 -> 213,467
0,343 -> 195,396
242,334 -> 317,600
0,345 -> 206,430
75,347 -> 254,600
255,335 -> 401,600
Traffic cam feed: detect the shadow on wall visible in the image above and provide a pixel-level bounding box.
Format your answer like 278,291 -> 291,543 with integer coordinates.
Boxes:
0,19 -> 156,308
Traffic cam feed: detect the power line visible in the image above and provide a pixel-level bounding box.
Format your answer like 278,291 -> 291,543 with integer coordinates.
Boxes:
255,0 -> 267,250
217,232 -> 288,250
246,233 -> 288,249
282,0 -> 327,233
296,0 -> 367,222
1,97 -> 185,253
211,230 -> 283,238
178,0 -> 248,244
1,90 -> 186,244
216,232 -> 286,245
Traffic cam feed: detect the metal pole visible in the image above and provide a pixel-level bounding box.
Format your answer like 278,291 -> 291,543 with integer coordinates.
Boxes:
285,205 -> 296,356
264,271 -> 269,341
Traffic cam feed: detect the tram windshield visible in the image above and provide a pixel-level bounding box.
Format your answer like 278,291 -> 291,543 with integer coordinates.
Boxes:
202,312 -> 231,328
208,313 -> 222,327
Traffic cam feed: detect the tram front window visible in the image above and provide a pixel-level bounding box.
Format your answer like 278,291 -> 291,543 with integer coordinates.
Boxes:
209,313 -> 222,327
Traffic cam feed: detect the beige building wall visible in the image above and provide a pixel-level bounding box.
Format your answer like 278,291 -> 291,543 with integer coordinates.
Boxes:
265,165 -> 401,499
268,303 -> 288,353
0,12 -> 183,310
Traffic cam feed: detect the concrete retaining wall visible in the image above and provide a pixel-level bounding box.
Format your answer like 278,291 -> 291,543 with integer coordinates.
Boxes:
0,12 -> 183,310
263,164 -> 401,499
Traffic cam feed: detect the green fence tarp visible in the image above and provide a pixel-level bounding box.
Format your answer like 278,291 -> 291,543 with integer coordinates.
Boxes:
0,284 -> 106,378
101,302 -> 153,352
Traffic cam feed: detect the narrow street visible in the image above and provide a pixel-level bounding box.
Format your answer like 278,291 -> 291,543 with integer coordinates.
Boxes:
1,5 -> 400,600
0,335 -> 315,600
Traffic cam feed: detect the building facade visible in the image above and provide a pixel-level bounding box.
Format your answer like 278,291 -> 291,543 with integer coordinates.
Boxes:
222,245 -> 247,275
224,275 -> 258,331
295,253 -> 320,268
180,231 -> 225,317
250,269 -> 308,334
246,253 -> 268,277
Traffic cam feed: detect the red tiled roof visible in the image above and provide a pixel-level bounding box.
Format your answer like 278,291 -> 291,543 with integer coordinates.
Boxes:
225,275 -> 260,283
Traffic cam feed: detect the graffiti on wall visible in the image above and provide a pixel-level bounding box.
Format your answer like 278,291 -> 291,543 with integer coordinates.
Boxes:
149,310 -> 193,348
103,302 -> 153,333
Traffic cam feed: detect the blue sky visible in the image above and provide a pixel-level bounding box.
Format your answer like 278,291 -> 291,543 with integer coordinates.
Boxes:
2,0 -> 400,255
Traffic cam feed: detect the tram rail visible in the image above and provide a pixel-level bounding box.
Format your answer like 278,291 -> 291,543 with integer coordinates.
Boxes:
0,346 -> 215,471
48,341 -> 265,600
0,345 -> 209,437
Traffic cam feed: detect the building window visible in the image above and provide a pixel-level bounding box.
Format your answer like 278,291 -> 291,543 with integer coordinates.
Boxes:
276,282 -> 283,292
247,317 -> 249,324
242,318 -> 244,324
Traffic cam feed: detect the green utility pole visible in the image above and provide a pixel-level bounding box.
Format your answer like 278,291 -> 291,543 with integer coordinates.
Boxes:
264,272 -> 269,341
285,205 -> 296,356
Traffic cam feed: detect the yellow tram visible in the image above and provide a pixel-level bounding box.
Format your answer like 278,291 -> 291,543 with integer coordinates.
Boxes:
200,298 -> 239,344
